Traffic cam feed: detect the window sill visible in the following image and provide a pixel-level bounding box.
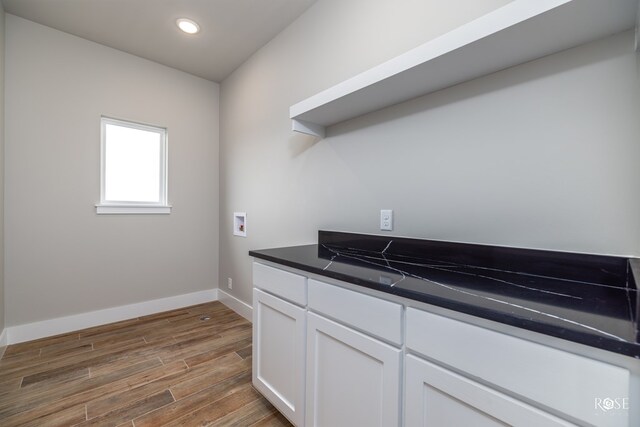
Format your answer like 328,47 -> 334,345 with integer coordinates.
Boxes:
95,204 -> 172,215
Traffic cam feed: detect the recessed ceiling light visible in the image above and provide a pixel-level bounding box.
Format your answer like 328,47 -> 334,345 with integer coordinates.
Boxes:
176,18 -> 200,35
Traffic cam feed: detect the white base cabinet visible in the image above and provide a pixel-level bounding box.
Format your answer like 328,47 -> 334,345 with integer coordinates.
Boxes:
405,354 -> 575,427
305,312 -> 401,427
405,308 -> 631,427
253,288 -> 306,426
252,262 -> 638,427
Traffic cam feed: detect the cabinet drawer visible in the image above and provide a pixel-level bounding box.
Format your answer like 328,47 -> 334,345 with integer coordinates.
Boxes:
253,262 -> 307,306
406,308 -> 630,427
308,279 -> 403,346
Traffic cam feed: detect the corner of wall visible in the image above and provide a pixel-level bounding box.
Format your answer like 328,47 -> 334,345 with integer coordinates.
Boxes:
0,329 -> 7,359
218,289 -> 252,322
636,3 -> 640,52
0,0 -> 7,354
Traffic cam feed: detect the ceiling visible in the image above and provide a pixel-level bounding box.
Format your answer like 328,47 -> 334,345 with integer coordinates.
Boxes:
2,0 -> 318,82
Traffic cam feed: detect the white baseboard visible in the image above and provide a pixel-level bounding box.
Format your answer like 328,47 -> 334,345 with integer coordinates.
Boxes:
0,329 -> 7,359
5,289 -> 218,345
218,289 -> 253,322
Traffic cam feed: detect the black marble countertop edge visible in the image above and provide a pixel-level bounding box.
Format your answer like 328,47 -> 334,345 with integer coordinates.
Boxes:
249,247 -> 640,359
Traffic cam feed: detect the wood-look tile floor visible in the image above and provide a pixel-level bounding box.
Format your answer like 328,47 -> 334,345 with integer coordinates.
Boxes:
0,302 -> 292,427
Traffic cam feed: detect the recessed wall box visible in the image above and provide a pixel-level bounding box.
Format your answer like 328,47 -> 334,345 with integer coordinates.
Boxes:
234,212 -> 247,237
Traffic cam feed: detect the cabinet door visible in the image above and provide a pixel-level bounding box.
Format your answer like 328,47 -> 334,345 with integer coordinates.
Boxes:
405,355 -> 576,427
253,288 -> 306,426
306,312 -> 401,427
406,308 -> 629,427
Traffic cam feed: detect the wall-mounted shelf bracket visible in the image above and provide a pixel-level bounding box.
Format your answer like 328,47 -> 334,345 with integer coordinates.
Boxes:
292,119 -> 325,138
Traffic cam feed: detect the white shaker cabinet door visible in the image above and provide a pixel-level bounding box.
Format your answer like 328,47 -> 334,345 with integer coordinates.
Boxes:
404,354 -> 576,427
305,312 -> 401,427
253,288 -> 306,426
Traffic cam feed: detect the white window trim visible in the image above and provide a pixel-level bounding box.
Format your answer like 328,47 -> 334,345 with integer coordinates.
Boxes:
96,117 -> 171,215
95,205 -> 172,215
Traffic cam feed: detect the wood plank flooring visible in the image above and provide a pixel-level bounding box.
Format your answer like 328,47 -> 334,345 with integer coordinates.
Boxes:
0,302 -> 292,427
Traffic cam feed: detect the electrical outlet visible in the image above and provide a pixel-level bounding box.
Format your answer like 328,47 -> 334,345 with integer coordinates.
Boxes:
380,209 -> 393,231
227,278 -> 233,289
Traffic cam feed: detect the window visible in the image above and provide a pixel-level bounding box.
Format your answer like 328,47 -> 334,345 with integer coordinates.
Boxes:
96,117 -> 170,214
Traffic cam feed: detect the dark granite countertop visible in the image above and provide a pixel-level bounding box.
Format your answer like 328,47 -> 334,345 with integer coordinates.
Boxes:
250,231 -> 640,358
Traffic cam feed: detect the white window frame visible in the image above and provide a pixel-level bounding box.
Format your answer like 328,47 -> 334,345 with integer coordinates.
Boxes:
96,117 -> 171,214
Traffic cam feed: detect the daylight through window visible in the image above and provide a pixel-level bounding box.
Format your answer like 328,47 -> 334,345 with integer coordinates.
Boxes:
97,117 -> 170,214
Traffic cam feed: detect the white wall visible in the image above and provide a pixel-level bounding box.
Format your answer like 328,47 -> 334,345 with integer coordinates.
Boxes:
220,0 -> 640,306
4,15 -> 220,327
0,3 -> 5,342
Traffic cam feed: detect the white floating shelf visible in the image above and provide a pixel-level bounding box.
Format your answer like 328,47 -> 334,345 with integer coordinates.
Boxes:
290,0 -> 639,138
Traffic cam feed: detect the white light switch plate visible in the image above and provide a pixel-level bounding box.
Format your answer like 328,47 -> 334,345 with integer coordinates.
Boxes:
380,209 -> 393,231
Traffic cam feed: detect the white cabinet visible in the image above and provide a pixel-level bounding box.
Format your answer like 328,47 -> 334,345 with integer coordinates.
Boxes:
251,262 -> 637,427
253,288 -> 306,426
405,354 -> 575,427
305,312 -> 402,427
405,308 -> 631,427
252,263 -> 403,427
